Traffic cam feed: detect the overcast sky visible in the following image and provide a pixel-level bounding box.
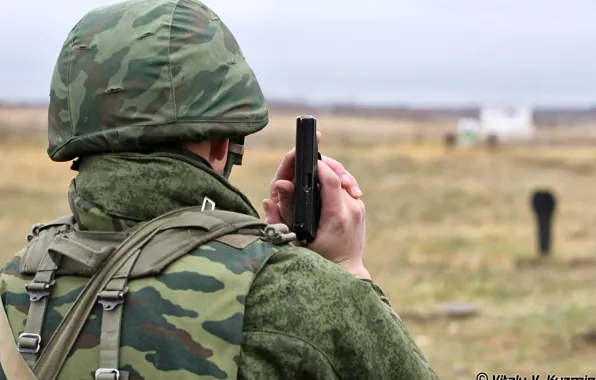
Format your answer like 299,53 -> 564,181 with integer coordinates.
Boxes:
1,0 -> 594,106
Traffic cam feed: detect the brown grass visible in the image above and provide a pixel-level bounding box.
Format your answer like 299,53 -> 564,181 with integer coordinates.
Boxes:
2,108 -> 596,378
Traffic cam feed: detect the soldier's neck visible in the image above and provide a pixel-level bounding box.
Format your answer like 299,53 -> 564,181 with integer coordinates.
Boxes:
68,153 -> 259,232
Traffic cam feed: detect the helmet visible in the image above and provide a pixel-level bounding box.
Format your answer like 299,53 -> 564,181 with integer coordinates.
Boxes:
47,0 -> 268,177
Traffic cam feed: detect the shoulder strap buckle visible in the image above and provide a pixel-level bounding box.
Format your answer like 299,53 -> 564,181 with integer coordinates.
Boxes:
17,333 -> 41,354
97,287 -> 129,311
25,279 -> 56,302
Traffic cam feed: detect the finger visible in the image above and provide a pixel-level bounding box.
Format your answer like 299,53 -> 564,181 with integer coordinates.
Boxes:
274,180 -> 294,201
269,148 -> 296,199
317,160 -> 344,217
320,155 -> 349,186
274,180 -> 295,225
320,156 -> 362,198
316,131 -> 322,145
342,190 -> 366,223
342,170 -> 362,199
262,199 -> 282,224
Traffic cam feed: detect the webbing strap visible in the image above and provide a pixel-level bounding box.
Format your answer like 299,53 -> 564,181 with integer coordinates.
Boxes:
0,295 -> 39,380
18,252 -> 61,368
94,253 -> 139,380
33,206 -> 195,380
32,205 -> 264,380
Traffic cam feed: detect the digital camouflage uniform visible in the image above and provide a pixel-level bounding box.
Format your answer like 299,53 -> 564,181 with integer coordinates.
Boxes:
0,0 -> 439,379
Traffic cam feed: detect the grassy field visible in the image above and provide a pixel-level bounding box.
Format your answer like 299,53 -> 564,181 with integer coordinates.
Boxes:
1,107 -> 596,378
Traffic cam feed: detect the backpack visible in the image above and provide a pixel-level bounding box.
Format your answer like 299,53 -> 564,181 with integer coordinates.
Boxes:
0,204 -> 294,380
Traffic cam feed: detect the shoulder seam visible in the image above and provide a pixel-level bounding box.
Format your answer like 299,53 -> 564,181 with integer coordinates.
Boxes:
243,328 -> 344,380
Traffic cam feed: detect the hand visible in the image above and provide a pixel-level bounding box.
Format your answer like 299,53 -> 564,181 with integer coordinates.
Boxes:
262,132 -> 370,280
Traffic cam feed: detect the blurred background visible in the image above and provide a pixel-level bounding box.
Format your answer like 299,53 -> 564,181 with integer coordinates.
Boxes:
1,1 -> 596,378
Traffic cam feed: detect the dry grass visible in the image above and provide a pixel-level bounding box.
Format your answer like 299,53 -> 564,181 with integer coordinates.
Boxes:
2,108 -> 596,378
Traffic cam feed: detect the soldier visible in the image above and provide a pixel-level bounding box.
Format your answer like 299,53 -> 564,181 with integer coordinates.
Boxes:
0,0 -> 439,379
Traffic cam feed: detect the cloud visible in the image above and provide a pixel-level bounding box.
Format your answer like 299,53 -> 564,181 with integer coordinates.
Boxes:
1,0 -> 594,105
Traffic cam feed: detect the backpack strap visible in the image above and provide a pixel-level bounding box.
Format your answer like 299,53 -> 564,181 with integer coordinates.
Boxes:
28,205 -> 291,380
31,205 -> 269,380
18,251 -> 62,368
33,208 -> 179,380
16,216 -> 74,369
0,295 -> 39,380
94,252 -> 139,380
92,207 -> 272,380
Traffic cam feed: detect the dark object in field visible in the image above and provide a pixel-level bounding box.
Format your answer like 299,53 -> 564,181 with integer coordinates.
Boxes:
444,132 -> 456,148
572,329 -> 596,347
531,190 -> 556,256
293,115 -> 322,246
486,134 -> 499,150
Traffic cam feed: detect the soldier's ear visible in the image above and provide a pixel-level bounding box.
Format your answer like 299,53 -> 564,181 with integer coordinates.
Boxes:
210,138 -> 229,161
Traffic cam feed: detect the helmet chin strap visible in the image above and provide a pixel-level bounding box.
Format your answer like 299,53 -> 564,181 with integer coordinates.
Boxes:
223,136 -> 245,179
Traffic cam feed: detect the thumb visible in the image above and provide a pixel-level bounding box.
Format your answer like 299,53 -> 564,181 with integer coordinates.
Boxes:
262,199 -> 282,224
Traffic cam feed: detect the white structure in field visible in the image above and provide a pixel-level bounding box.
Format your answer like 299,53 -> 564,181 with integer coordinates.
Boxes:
479,105 -> 535,139
457,118 -> 481,147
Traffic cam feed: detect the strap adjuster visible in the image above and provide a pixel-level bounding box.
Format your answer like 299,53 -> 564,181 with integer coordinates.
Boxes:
25,280 -> 55,302
17,333 -> 41,353
97,287 -> 128,311
95,368 -> 120,380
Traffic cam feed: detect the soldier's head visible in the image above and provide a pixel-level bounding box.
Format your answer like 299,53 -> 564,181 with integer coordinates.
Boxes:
47,0 -> 268,179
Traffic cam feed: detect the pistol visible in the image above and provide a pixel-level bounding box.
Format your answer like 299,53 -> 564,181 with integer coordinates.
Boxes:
292,115 -> 322,245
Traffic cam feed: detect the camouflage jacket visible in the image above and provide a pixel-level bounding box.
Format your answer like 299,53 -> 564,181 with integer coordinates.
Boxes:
0,154 -> 438,379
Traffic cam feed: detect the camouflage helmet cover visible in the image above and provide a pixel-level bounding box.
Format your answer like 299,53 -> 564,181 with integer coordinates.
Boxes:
47,0 -> 269,162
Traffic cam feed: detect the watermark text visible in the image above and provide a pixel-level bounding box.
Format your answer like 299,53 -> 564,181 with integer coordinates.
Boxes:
476,372 -> 596,380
